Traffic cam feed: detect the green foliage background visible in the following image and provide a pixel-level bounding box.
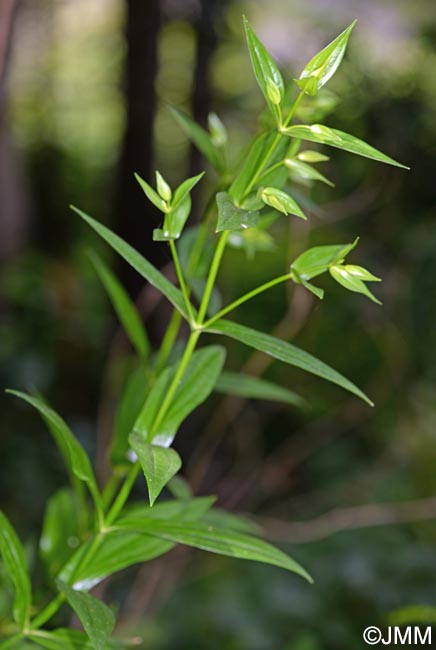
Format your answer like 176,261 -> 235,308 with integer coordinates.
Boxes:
1,0 -> 436,647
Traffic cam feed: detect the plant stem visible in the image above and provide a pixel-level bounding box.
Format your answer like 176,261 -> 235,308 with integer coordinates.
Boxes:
105,463 -> 141,526
169,239 -> 195,324
102,472 -> 123,513
197,231 -> 229,324
203,273 -> 292,329
30,594 -> 64,630
257,159 -> 285,183
154,309 -> 183,375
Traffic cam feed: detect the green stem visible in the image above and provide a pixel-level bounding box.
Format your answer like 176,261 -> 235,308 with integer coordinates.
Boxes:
203,272 -> 292,329
30,594 -> 64,630
154,309 -> 183,375
150,329 -> 201,437
197,231 -> 229,324
105,463 -> 141,526
101,472 -> 123,513
257,159 -> 285,183
169,239 -> 195,324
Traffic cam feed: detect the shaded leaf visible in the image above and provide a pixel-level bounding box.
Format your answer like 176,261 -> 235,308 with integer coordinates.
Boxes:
129,434 -> 182,506
0,511 -> 31,629
89,252 -> 150,358
134,346 -> 226,447
206,319 -> 373,405
57,583 -> 114,650
282,124 -> 409,168
72,206 -> 192,319
216,192 -> 260,232
229,132 -> 279,204
40,489 -> 81,578
215,371 -> 306,408
170,107 -> 224,173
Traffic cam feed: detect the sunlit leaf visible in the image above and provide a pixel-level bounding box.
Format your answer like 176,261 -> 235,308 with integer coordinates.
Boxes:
291,240 -> 359,281
0,511 -> 31,629
282,124 -> 409,168
206,319 -> 373,405
297,21 -> 356,94
243,16 -> 284,125
129,434 -> 182,506
329,265 -> 382,304
215,371 -> 306,408
260,187 -> 306,219
89,252 -> 150,358
57,583 -> 114,650
134,173 -> 167,212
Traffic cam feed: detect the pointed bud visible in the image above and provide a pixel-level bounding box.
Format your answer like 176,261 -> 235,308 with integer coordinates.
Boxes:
259,187 -> 306,219
266,78 -> 282,105
208,112 -> 227,147
156,171 -> 172,202
330,265 -> 382,304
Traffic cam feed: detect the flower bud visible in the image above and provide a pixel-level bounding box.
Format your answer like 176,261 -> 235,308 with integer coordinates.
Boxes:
156,171 -> 172,202
266,78 -> 282,105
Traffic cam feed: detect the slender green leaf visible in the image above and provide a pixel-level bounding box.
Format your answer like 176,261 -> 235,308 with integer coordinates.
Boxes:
154,195 -> 192,241
172,172 -> 204,210
229,132 -> 278,203
6,392 -> 101,510
89,252 -> 149,358
134,346 -> 226,447
170,107 -> 224,172
119,496 -> 215,525
206,320 -> 373,405
282,124 -> 409,168
216,192 -> 260,232
40,489 -> 81,578
118,519 -> 312,581
291,240 -> 358,281
329,265 -> 382,304
0,511 -> 31,629
29,629 -> 130,650
134,173 -> 167,212
297,21 -> 356,94
201,509 -> 260,535
215,371 -> 306,408
129,434 -> 182,506
71,206 -> 192,319
243,16 -> 284,125
57,583 -> 114,650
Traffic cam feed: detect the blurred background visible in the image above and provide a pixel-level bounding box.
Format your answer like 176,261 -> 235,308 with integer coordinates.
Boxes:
1,0 -> 436,648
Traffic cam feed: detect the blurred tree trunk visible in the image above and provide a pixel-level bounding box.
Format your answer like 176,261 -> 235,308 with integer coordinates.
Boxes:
115,0 -> 163,297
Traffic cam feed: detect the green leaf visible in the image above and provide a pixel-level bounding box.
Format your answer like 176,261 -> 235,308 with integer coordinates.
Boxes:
170,107 -> 224,173
118,519 -> 312,582
71,206 -> 192,319
297,21 -> 356,95
0,511 -> 31,629
129,434 -> 182,506
134,346 -> 226,447
259,187 -> 307,219
206,319 -> 373,406
119,496 -> 215,525
282,124 -> 409,168
89,252 -> 150,358
215,371 -> 306,408
243,16 -> 284,125
172,172 -> 204,211
6,392 -> 101,511
227,228 -> 276,260
284,158 -> 334,187
216,192 -> 260,232
134,173 -> 167,212
201,509 -> 260,535
111,361 -> 150,468
40,489 -> 81,578
29,629 -> 129,650
291,240 -> 358,281
229,132 -> 285,204
57,583 -> 114,650
329,265 -> 382,304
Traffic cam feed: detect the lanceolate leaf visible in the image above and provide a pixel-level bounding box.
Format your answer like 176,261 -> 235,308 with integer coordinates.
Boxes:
129,434 -> 182,506
282,124 -> 409,168
243,16 -> 284,125
297,21 -> 356,95
0,511 -> 31,629
206,320 -> 373,405
6,392 -> 102,511
291,240 -> 359,281
170,107 -> 224,173
40,489 -> 81,578
216,192 -> 260,232
29,629 -> 129,650
71,206 -> 192,320
172,172 -> 205,210
215,371 -> 306,408
117,520 -> 312,582
57,583 -> 114,650
89,251 -> 150,358
134,173 -> 167,212
134,346 -> 226,447
285,158 -> 334,187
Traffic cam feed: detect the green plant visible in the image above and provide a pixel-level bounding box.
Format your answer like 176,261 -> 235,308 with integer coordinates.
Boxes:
1,17 -> 407,649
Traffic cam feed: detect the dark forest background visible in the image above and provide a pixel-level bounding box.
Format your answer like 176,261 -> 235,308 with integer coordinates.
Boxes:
1,1 -> 436,648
